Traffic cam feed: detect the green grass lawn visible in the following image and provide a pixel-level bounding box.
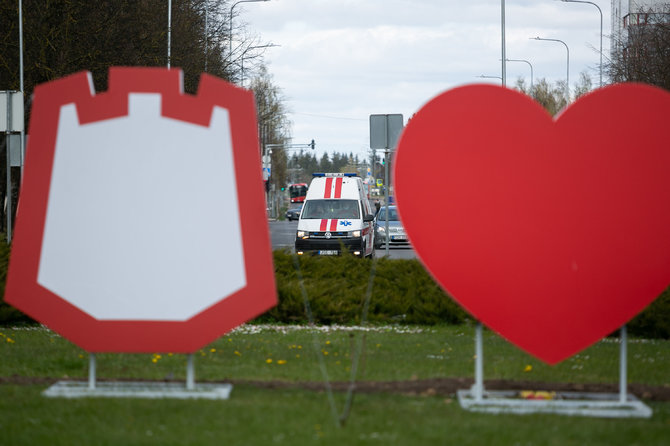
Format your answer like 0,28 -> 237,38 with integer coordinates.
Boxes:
1,324 -> 669,445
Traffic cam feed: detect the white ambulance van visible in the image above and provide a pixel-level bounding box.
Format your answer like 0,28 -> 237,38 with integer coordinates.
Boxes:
295,173 -> 375,258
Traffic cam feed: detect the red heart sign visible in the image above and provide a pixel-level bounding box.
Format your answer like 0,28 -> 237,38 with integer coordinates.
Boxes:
394,83 -> 670,365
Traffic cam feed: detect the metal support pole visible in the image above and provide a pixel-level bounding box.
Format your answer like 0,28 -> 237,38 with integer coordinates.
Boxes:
167,0 -> 172,68
186,353 -> 195,390
88,353 -> 97,390
474,322 -> 484,401
619,325 -> 628,404
501,0 -> 506,87
19,0 -> 24,177
6,94 -> 13,243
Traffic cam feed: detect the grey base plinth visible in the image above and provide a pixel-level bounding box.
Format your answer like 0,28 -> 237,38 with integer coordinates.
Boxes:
43,380 -> 233,400
457,389 -> 652,418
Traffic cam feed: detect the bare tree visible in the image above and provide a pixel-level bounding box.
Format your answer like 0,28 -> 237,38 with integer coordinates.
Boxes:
250,64 -> 291,190
573,71 -> 593,100
515,77 -> 567,116
515,72 -> 593,115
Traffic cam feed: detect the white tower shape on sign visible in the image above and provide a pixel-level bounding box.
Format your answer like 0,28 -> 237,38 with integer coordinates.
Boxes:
38,93 -> 246,321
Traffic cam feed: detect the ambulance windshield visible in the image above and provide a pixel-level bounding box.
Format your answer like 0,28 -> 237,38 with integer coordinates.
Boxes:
301,199 -> 360,219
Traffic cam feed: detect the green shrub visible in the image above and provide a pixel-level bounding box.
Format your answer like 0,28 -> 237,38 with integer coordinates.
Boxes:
628,287 -> 670,339
265,250 -> 670,339
260,250 -> 469,325
0,237 -> 33,324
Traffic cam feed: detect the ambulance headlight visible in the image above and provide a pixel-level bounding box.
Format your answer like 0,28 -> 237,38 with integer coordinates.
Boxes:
352,230 -> 361,238
297,230 -> 308,239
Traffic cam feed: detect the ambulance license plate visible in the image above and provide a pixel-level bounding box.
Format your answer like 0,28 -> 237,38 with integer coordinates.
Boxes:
391,235 -> 406,241
319,250 -> 338,255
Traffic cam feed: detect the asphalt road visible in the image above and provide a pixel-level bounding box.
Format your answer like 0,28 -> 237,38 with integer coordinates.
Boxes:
269,220 -> 416,259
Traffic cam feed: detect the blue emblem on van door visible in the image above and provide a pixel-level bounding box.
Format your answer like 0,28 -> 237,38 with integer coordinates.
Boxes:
339,220 -> 352,227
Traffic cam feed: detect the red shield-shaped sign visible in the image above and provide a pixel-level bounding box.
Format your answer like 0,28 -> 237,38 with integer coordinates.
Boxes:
5,67 -> 277,353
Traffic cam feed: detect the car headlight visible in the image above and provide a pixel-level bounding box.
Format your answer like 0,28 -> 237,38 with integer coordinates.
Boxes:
297,230 -> 308,239
352,230 -> 361,238
377,226 -> 385,233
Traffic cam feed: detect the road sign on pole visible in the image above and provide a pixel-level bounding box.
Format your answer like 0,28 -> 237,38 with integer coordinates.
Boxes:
370,114 -> 403,150
4,68 -> 277,353
0,91 -> 24,132
370,114 -> 404,255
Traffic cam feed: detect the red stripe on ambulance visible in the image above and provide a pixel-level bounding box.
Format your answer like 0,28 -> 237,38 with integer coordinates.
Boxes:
330,219 -> 338,231
334,177 -> 343,198
320,219 -> 328,231
324,177 -> 333,198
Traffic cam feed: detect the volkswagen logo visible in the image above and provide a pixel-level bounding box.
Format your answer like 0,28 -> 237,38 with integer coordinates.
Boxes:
325,231 -> 332,239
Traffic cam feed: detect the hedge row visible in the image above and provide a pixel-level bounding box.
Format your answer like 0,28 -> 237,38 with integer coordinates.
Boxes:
1,242 -> 669,339
262,251 -> 670,340
259,250 -> 469,325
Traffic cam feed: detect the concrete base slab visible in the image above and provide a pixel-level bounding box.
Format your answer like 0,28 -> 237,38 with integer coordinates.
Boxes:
457,389 -> 652,418
43,380 -> 233,400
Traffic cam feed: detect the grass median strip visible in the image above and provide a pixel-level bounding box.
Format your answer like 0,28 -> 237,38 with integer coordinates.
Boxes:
1,323 -> 669,445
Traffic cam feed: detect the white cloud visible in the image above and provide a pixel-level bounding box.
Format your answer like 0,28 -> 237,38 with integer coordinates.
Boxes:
241,0 -> 612,158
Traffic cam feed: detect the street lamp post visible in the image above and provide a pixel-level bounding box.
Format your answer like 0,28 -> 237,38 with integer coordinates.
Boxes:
477,75 -> 503,85
531,37 -> 570,103
229,0 -> 270,67
505,59 -> 534,90
240,44 -> 280,87
560,0 -> 603,87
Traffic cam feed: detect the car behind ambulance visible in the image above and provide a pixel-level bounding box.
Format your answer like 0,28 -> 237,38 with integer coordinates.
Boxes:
295,173 -> 375,258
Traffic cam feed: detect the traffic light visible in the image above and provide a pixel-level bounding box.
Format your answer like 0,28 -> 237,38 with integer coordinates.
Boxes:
280,186 -> 286,191
310,139 -> 315,150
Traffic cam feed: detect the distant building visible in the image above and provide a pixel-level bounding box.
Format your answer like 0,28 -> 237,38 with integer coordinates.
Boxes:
611,0 -> 670,57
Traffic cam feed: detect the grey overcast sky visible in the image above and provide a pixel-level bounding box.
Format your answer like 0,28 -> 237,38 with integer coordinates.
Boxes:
240,0 -> 612,159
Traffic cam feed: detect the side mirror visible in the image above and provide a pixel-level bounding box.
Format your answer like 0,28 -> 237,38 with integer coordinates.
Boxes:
363,214 -> 374,222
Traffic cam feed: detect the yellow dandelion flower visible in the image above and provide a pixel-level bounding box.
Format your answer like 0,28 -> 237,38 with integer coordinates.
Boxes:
376,344 -> 381,348
266,358 -> 273,364
296,354 -> 300,358
152,358 -> 158,363
298,345 -> 302,349
524,365 -> 532,372
6,338 -> 15,344
78,354 -> 84,359
322,350 -> 329,356
277,359 -> 287,365
234,350 -> 241,356
325,340 -> 331,345
210,348 -> 216,353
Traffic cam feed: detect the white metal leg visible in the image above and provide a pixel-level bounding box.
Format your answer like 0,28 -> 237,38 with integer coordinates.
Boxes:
88,353 -> 96,390
186,353 -> 195,390
619,325 -> 628,404
474,322 -> 484,401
